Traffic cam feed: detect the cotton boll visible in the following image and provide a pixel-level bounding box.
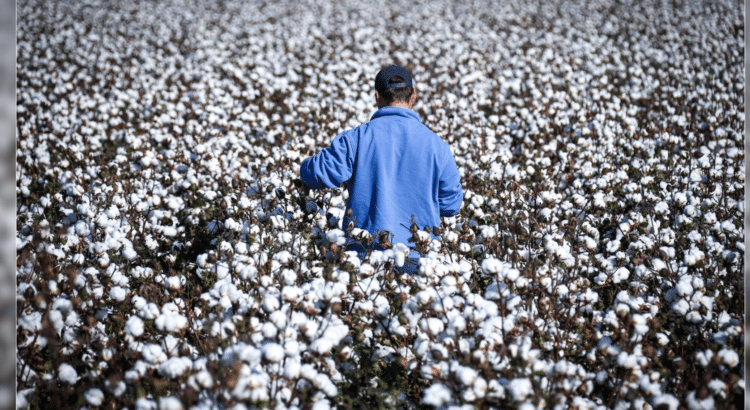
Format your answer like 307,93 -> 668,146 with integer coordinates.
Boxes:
74,220 -> 91,237
263,294 -> 280,313
606,240 -> 620,253
262,343 -> 284,362
651,258 -> 667,271
311,337 -> 334,356
284,358 -> 301,379
109,286 -> 128,302
708,379 -> 727,398
159,396 -> 184,410
85,388 -> 105,406
421,317 -> 444,335
301,320 -> 319,340
507,378 -> 533,401
611,267 -> 629,284
256,320 -> 277,339
142,344 -> 167,364
686,311 -> 702,323
139,302 -> 160,320
652,394 -> 679,410
654,202 -> 669,215
675,278 -> 693,297
454,365 -> 478,386
422,383 -> 452,407
325,229 -> 346,246
284,339 -> 300,357
684,247 -> 705,266
472,377 -> 488,399
282,286 -> 303,303
58,363 -> 78,385
125,316 -> 144,338
282,269 -> 298,286
481,258 -> 503,275
313,373 -> 339,397
593,272 -> 608,285
718,348 -> 739,367
685,391 -> 715,410
672,299 -> 690,316
194,370 -> 213,389
158,357 -> 192,379
122,246 -> 138,261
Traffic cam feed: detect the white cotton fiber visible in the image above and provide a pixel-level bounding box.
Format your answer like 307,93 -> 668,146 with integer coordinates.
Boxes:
422,383 -> 452,407
58,363 -> 78,385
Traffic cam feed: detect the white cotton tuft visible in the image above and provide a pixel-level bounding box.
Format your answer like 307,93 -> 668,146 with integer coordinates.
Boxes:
58,363 -> 78,385
159,396 -> 184,410
718,348 -> 739,367
109,286 -> 128,302
263,294 -> 280,312
612,267 -> 629,284
122,247 -> 138,261
263,343 -> 285,362
85,388 -> 105,406
158,357 -> 192,379
507,378 -> 533,401
125,316 -> 144,337
142,343 -> 167,364
422,383 -> 452,407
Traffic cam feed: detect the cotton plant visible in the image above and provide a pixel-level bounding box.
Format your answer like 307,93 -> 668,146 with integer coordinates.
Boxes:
15,0 -> 744,408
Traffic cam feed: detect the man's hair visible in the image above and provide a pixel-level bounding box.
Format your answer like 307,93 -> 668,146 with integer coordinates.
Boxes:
379,75 -> 415,105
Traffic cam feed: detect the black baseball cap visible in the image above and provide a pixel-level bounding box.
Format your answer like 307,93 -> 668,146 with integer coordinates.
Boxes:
374,65 -> 414,94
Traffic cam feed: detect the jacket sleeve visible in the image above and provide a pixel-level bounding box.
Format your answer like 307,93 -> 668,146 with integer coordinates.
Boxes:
300,130 -> 358,189
438,149 -> 463,216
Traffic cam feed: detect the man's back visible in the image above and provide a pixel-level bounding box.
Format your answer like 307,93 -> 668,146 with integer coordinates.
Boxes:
299,64 -> 463,254
300,106 -> 463,249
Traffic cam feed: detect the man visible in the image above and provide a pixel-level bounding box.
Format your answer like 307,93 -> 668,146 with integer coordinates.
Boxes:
299,64 -> 463,260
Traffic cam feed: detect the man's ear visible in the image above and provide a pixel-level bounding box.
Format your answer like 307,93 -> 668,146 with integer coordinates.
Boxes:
409,89 -> 418,108
375,91 -> 383,108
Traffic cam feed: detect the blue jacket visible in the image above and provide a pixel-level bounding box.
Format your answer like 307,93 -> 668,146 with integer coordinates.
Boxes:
300,106 -> 463,250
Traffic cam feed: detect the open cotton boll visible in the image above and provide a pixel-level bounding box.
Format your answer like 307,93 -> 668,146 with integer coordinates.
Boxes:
422,383 -> 452,407
124,316 -> 144,338
282,269 -> 298,286
142,343 -> 167,364
675,277 -> 694,297
82,388 -> 105,406
282,286 -> 303,303
611,267 -> 629,284
453,364 -> 478,386
717,348 -> 739,367
684,247 -> 705,265
262,342 -> 284,362
325,229 -> 346,246
284,357 -> 301,379
313,373 -> 339,397
261,322 -> 278,339
507,378 -> 533,401
58,363 -> 78,385
262,294 -> 280,313
155,303 -> 188,333
159,396 -> 184,410
109,286 -> 128,302
158,356 -> 193,379
420,317 -> 445,336
685,391 -> 715,410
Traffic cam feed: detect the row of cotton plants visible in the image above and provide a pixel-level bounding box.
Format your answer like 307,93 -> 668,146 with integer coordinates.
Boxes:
16,0 -> 744,409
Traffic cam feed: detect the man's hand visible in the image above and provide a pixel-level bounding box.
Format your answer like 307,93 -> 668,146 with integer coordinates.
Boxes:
293,178 -> 312,212
293,178 -> 311,196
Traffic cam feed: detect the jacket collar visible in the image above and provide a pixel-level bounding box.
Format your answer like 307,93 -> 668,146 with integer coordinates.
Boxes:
370,106 -> 421,122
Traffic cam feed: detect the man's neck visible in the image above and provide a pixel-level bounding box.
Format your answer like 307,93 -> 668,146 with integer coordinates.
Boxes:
383,102 -> 412,110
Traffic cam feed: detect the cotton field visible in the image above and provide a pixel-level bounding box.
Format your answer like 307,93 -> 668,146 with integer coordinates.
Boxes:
15,0 -> 745,409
